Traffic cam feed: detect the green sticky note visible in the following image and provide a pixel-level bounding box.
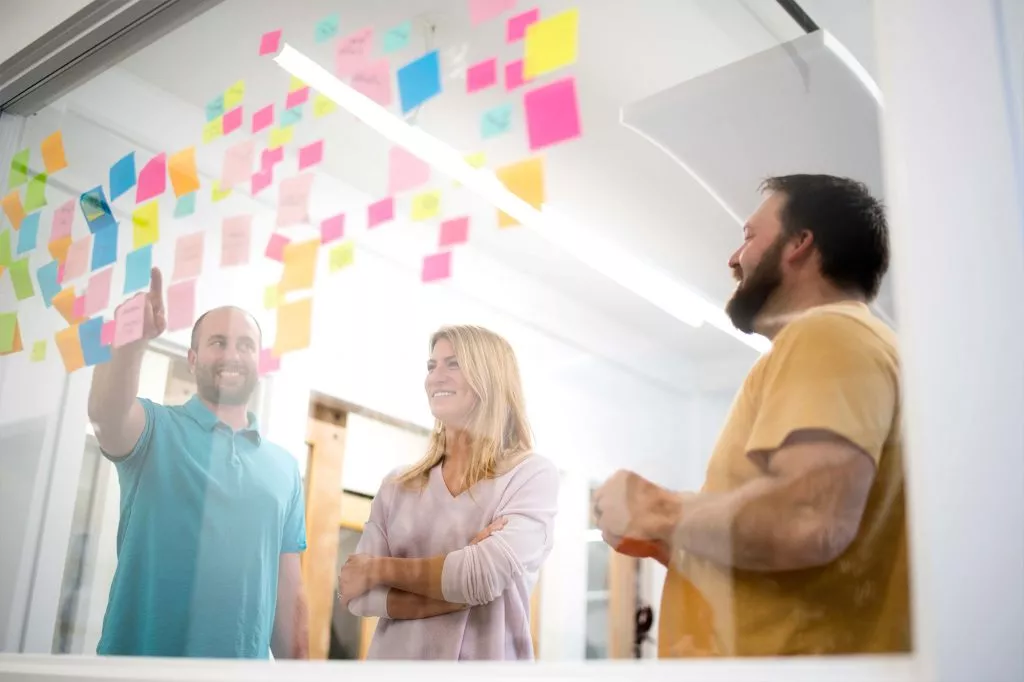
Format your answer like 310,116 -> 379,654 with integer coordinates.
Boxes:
9,149 -> 29,189
315,13 -> 340,42
9,258 -> 34,300
0,229 -> 10,266
0,312 -> 16,353
174,192 -> 197,218
25,172 -> 47,211
30,339 -> 46,362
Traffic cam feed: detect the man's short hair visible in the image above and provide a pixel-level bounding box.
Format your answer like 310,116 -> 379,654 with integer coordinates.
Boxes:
190,307 -> 263,350
760,174 -> 889,300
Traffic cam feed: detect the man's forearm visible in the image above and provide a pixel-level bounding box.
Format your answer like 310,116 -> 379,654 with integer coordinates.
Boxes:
88,343 -> 145,425
386,589 -> 467,619
374,555 -> 448,602
272,587 -> 309,659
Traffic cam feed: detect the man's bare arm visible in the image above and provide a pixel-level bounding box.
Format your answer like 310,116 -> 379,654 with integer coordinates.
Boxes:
272,554 -> 308,659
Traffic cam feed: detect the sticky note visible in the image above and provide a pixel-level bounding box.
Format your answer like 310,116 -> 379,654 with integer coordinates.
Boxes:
264,284 -> 280,310
298,140 -> 324,170
202,118 -> 223,144
367,197 -> 394,228
37,260 -> 61,306
222,138 -> 256,188
383,21 -> 412,53
352,59 -> 393,106
136,153 -> 166,203
280,106 -> 303,128
524,77 -> 582,150
73,295 -> 86,321
0,230 -> 9,266
92,225 -> 119,270
495,156 -> 544,227
24,173 -> 47,212
41,130 -> 68,173
465,151 -> 487,168
439,216 -> 470,247
268,126 -> 294,150
224,80 -> 246,110
10,258 -> 35,300
16,212 -> 40,254
221,214 -> 252,267
101,320 -> 115,346
289,75 -> 306,92
507,8 -> 539,42
397,50 -> 441,114
168,147 -> 201,197
481,102 -> 514,138
320,214 -> 344,244
52,198 -> 75,240
388,146 -> 430,194
113,292 -> 146,348
109,152 -> 136,201
421,251 -> 452,282
259,29 -> 282,56
315,12 -> 340,42
53,287 -> 82,325
252,104 -> 274,133
505,59 -> 529,90
259,347 -> 281,375
524,8 -> 578,78
411,190 -> 441,221
124,245 -> 152,294
265,233 -> 289,262
9,149 -> 29,189
166,278 -> 196,332
80,186 -> 116,233
336,27 -> 374,77
273,297 -> 313,355
277,173 -> 313,227
280,239 -> 319,293
64,235 -> 92,281
329,240 -> 355,272
285,87 -> 309,109
48,236 -> 71,264
172,232 -> 205,282
261,146 -> 284,169
313,93 -> 337,117
2,191 -> 26,230
132,201 -> 160,249
31,340 -> 46,362
251,166 -> 273,195
206,94 -> 226,122
211,180 -> 232,203
84,267 -> 113,317
223,106 -> 243,135
469,0 -> 517,25
56,325 -> 85,372
466,58 -> 498,93
80,317 -> 112,367
175,192 -> 197,218
0,312 -> 17,353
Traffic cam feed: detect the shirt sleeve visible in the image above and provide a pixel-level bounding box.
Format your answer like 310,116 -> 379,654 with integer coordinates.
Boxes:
347,478 -> 394,618
281,462 -> 307,554
103,397 -> 156,467
745,314 -> 899,464
441,457 -> 560,606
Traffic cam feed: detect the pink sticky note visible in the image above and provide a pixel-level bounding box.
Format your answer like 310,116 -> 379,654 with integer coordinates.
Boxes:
222,138 -> 256,187
73,295 -> 86,320
52,199 -> 75,240
336,27 -> 374,77
466,58 -> 498,93
352,59 -> 392,106
421,251 -> 452,282
367,197 -> 394,228
286,86 -> 310,109
101,320 -> 116,346
252,166 -> 274,195
166,279 -> 196,332
252,104 -> 274,133
136,153 -> 167,203
222,106 -> 243,134
259,347 -> 281,375
277,173 -> 314,227
320,214 -> 345,244
524,76 -> 582,151
261,146 -> 284,169
84,268 -> 113,317
470,0 -> 517,25
63,236 -> 92,283
113,292 -> 147,348
298,140 -> 324,171
259,29 -> 282,56
221,215 -> 253,267
505,59 -> 529,90
439,216 -> 470,247
57,261 -> 66,284
388,146 -> 430,194
265,233 -> 289,262
507,8 -> 539,41
172,232 -> 205,282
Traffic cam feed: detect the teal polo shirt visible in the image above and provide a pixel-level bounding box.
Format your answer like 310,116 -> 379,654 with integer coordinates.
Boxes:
97,395 -> 306,658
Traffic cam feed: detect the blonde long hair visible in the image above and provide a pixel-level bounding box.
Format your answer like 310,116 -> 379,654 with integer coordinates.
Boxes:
397,325 -> 534,491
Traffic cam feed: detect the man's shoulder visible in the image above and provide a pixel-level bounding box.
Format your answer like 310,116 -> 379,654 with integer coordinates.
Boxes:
776,303 -> 898,358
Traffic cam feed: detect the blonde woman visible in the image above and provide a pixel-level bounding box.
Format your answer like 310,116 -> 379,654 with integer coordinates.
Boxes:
338,325 -> 559,660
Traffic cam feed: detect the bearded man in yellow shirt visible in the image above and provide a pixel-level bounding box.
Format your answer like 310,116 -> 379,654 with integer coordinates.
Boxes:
595,175 -> 910,657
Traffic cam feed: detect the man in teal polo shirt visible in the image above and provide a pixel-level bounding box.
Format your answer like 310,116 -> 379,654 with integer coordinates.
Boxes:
87,267 -> 308,658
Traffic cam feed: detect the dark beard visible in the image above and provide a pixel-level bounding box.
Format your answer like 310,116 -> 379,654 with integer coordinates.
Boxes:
195,363 -> 257,406
725,236 -> 785,334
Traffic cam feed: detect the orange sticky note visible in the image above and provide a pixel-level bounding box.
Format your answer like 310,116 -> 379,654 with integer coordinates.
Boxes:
55,325 -> 85,372
53,287 -> 84,325
273,296 -> 313,356
0,322 -> 23,356
168,147 -> 201,198
280,239 -> 319,293
41,130 -> 69,173
48,235 -> 73,264
495,157 -> 545,227
2,191 -> 26,230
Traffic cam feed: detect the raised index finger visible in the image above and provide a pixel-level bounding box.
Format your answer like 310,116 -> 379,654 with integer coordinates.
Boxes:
148,267 -> 165,311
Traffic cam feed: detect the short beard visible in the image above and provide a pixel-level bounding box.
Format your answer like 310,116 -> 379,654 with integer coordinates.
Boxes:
195,363 -> 257,406
725,235 -> 785,334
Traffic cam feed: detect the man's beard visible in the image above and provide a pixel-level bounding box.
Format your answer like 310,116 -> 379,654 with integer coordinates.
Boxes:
725,236 -> 785,335
195,362 -> 257,406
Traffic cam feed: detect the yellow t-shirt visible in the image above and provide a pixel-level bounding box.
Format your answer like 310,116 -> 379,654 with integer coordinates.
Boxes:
659,302 -> 911,657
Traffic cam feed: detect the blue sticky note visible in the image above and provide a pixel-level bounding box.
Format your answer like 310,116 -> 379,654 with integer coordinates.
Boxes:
37,260 -> 61,307
124,244 -> 152,294
16,212 -> 41,254
79,317 -> 112,367
280,106 -> 303,127
315,13 -> 340,42
91,224 -> 119,271
397,50 -> 441,114
481,103 -> 514,139
174,192 -> 197,218
383,21 -> 412,53
206,94 -> 225,122
80,186 -> 116,234
109,152 -> 136,201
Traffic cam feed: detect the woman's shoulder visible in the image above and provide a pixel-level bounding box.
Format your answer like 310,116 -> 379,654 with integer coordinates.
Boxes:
501,452 -> 559,482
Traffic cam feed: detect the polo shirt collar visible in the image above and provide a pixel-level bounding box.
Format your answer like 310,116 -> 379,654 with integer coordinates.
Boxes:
184,395 -> 262,445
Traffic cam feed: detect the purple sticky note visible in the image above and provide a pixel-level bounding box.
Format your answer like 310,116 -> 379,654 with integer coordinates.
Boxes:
221,138 -> 256,188
136,153 -> 166,203
286,86 -> 310,109
101,320 -> 116,346
388,146 -> 430,194
259,347 -> 281,375
84,267 -> 113,317
421,251 -> 452,282
252,104 -> 274,133
466,58 -> 497,93
277,173 -> 314,227
261,146 -> 284,169
166,279 -> 196,332
298,140 -> 324,170
469,0 -> 517,25
320,214 -> 345,244
524,76 -> 582,151
352,59 -> 393,107
52,199 -> 75,241
259,29 -> 282,56
439,216 -> 470,247
336,27 -> 374,77
505,59 -> 529,90
507,8 -> 539,41
222,106 -> 243,134
367,197 -> 394,228
252,166 -> 274,195
265,233 -> 289,262
113,292 -> 146,348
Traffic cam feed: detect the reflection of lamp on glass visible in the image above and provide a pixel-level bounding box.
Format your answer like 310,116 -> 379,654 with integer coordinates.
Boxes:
273,44 -> 769,351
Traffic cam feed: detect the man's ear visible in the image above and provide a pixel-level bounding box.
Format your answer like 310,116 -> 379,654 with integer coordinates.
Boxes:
187,348 -> 197,375
786,229 -> 816,264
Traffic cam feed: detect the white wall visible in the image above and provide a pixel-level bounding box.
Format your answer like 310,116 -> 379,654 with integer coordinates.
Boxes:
341,414 -> 428,496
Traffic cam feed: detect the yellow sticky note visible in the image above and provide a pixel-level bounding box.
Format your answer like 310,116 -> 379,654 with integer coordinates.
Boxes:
224,80 -> 246,109
313,92 -> 337,118
495,157 -> 545,227
455,151 -> 487,187
168,147 -> 201,198
203,117 -> 223,144
264,284 -> 281,310
411,190 -> 441,221
211,180 -> 232,203
268,126 -> 294,149
55,325 -> 85,373
289,75 -> 307,92
41,130 -> 69,173
132,200 -> 160,249
280,239 -> 319,293
523,8 -> 579,79
328,240 -> 354,272
30,340 -> 46,362
274,296 -> 313,356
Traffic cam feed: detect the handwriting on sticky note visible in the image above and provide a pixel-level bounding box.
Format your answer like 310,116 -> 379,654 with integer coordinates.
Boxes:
222,138 -> 255,188
524,76 -> 582,150
273,297 -> 313,355
383,20 -> 412,53
280,239 -> 319,293
252,104 -> 274,133
2,191 -> 26,230
56,325 -> 85,372
84,267 -> 113,317
298,140 -> 324,171
259,29 -> 282,56
439,216 -> 470,247
113,292 -> 146,347
277,173 -> 313,227
168,147 -> 201,197
336,26 -> 374,76
481,102 -> 514,139
388,146 -> 430,194
495,156 -> 545,227
10,258 -> 34,300
41,130 -> 68,173
124,245 -> 152,294
421,251 -> 452,282
352,59 -> 393,106
109,152 -> 136,201
173,232 -> 205,282
466,58 -> 498,93
136,154 -> 166,203
221,214 -> 252,267
132,201 -> 160,249
367,197 -> 394,228
166,278 -> 196,332
411,190 -> 441,221
329,240 -> 355,272
523,7 -> 578,79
